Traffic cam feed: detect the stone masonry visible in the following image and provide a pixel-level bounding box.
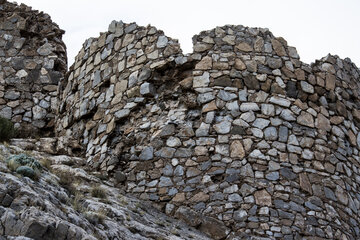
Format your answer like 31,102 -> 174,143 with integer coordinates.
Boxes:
55,19 -> 360,240
0,0 -> 66,136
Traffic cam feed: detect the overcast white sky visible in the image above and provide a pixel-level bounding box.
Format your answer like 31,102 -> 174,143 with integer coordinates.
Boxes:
16,0 -> 360,68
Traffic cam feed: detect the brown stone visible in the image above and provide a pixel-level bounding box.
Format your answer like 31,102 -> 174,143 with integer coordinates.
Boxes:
330,116 -> 344,125
234,58 -> 246,70
179,77 -> 193,89
254,189 -> 272,206
172,193 -> 186,203
190,192 -> 210,202
193,43 -> 213,52
214,76 -> 232,87
336,101 -> 348,118
202,100 -> 217,113
230,140 -> 245,159
348,130 -> 357,146
254,36 -> 264,52
199,217 -> 230,240
297,111 -> 314,127
352,109 -> 360,122
195,56 -> 212,70
106,118 -> 115,133
174,207 -> 202,227
335,186 -> 349,205
299,173 -> 312,194
271,39 -> 286,56
325,73 -> 336,91
235,42 -> 253,52
294,68 -> 305,81
324,162 -> 335,174
315,113 -> 330,131
243,75 -> 260,90
86,120 -> 97,131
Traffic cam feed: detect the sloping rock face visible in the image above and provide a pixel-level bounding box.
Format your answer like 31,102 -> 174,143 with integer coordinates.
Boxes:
57,21 -> 360,240
0,141 -> 210,240
0,0 -> 67,137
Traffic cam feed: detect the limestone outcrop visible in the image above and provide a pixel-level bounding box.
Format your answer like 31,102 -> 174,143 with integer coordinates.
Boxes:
0,0 -> 66,136
0,140 -> 210,240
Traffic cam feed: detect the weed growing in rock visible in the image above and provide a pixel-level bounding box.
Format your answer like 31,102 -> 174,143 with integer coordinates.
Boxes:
84,211 -> 106,225
0,117 -> 15,142
91,185 -> 107,199
56,171 -> 77,196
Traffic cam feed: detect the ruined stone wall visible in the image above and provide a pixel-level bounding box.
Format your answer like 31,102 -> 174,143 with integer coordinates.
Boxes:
0,0 -> 66,136
56,21 -> 360,239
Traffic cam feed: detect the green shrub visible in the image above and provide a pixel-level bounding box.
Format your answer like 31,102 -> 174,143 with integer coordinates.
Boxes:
16,166 -> 36,179
6,154 -> 43,180
0,117 -> 15,142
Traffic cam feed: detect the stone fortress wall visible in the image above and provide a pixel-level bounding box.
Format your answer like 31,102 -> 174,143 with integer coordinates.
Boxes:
2,0 -> 360,238
0,0 -> 66,136
55,18 -> 360,240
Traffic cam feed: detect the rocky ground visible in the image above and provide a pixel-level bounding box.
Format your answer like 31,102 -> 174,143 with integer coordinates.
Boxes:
0,138 -> 210,240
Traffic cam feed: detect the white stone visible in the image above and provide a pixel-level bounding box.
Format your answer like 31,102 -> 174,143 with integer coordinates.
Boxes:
193,72 -> 210,88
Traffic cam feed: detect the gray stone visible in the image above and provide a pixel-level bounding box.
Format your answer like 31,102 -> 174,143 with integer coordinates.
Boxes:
101,47 -> 111,60
156,36 -> 168,48
115,109 -> 130,119
264,127 -> 278,140
155,147 -> 176,158
239,183 -> 256,197
300,81 -> 314,94
163,164 -> 173,176
166,136 -> 182,147
240,111 -> 255,122
39,100 -> 50,109
92,70 -> 101,87
0,107 -> 12,119
280,168 -> 297,180
304,201 -> 322,211
252,118 -> 270,129
324,187 -> 337,201
280,109 -> 296,121
37,43 -> 53,55
240,103 -> 259,112
174,148 -> 192,158
196,122 -> 210,137
234,209 -> 248,221
159,124 -> 176,137
240,164 -> 254,177
214,121 -> 231,134
268,161 -> 281,171
269,96 -> 291,107
4,90 -> 20,100
193,72 -> 210,88
159,176 -> 173,187
228,193 -> 242,202
197,92 -> 215,104
174,165 -> 184,176
140,82 -> 156,96
139,146 -> 154,160
32,106 -> 47,120
261,104 -> 275,116
278,126 -> 288,142
267,57 -> 283,69
138,68 -> 152,82
218,90 -> 237,101
266,172 -> 279,181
